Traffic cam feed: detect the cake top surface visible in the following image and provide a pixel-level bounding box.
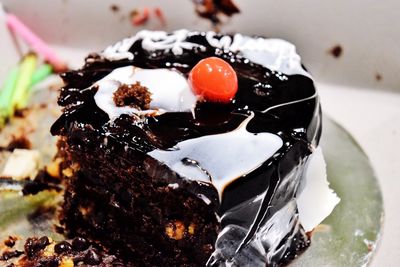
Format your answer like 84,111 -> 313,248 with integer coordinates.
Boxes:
52,29 -> 320,203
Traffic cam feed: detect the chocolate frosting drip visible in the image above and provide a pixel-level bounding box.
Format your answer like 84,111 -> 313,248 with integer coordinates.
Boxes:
51,31 -> 321,266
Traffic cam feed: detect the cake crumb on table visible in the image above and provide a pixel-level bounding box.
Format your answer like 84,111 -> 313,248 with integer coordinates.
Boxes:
110,4 -> 120,13
193,0 -> 240,24
4,236 -> 18,248
328,44 -> 343,58
5,135 -> 32,151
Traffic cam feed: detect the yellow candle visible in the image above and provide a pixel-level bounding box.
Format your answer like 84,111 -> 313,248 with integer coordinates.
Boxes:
0,67 -> 19,127
12,53 -> 37,110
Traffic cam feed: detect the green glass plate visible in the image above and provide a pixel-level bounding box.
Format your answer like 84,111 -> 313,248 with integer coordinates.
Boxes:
292,116 -> 383,267
0,86 -> 383,266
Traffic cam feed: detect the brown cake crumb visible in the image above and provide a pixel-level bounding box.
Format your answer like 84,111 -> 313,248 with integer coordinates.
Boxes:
0,250 -> 24,261
6,135 -> 32,151
13,108 -> 29,118
113,82 -> 152,110
4,236 -> 18,248
329,45 -> 343,58
194,0 -> 240,24
110,4 -> 120,12
24,237 -> 50,259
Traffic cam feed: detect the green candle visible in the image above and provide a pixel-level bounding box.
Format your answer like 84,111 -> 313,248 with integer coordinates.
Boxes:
12,53 -> 37,110
0,67 -> 19,127
31,63 -> 53,86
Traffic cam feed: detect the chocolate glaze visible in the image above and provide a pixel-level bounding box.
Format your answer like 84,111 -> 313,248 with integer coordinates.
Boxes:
51,31 -> 321,266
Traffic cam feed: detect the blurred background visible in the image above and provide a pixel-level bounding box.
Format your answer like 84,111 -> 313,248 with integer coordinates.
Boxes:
1,0 -> 399,266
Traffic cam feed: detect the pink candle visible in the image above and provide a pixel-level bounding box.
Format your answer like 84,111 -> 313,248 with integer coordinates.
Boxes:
6,13 -> 67,72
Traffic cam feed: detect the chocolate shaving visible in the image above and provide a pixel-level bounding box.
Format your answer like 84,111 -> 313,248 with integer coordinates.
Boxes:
113,82 -> 152,110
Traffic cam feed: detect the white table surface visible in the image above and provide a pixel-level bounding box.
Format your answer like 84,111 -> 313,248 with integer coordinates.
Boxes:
318,83 -> 400,267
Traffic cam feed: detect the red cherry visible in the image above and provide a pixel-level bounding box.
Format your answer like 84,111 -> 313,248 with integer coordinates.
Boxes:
189,57 -> 238,103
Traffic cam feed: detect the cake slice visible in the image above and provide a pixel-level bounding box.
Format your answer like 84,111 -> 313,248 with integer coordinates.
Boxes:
51,30 -> 339,266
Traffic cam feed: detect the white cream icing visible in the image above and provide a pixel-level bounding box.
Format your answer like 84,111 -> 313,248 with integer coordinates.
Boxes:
93,66 -> 197,119
101,30 -> 311,78
148,114 -> 283,199
102,29 -> 205,61
296,147 -> 341,232
206,32 -> 312,78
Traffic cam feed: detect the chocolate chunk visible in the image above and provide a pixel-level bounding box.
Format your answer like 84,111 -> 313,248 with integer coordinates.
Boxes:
54,241 -> 72,254
84,249 -> 102,265
24,237 -> 49,259
37,237 -> 50,248
71,237 -> 89,251
0,250 -> 23,260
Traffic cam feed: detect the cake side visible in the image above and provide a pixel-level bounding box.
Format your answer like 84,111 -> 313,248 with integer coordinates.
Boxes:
59,130 -> 220,266
51,30 -> 328,266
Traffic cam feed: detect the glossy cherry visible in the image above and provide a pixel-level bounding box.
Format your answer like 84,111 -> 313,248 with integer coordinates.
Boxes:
189,57 -> 238,103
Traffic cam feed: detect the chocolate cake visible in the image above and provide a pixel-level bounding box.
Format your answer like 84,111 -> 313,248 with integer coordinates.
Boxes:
51,30 -> 339,266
